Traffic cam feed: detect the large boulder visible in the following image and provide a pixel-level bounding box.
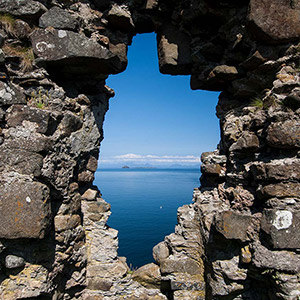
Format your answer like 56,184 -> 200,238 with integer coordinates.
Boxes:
0,178 -> 51,239
248,0 -> 300,42
213,211 -> 254,242
30,29 -> 127,77
132,263 -> 161,289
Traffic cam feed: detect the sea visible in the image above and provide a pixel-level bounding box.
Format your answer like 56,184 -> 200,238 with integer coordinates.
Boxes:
94,168 -> 200,268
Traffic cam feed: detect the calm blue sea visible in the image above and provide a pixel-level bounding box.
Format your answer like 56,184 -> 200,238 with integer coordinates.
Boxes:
94,168 -> 200,268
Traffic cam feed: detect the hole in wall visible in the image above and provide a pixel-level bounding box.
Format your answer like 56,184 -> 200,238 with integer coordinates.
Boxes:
94,33 -> 220,268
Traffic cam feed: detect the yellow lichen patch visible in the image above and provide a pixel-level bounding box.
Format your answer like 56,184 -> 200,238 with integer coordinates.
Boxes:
1,264 -> 49,299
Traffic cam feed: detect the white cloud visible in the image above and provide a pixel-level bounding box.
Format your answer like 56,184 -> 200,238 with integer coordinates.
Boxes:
100,153 -> 200,165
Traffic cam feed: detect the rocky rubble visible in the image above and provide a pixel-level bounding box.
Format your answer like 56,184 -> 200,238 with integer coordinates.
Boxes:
0,0 -> 299,299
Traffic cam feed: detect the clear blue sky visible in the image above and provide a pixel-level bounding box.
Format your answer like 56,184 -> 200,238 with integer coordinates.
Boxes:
99,33 -> 220,168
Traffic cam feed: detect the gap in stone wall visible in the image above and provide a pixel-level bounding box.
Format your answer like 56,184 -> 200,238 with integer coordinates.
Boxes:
94,33 -> 220,268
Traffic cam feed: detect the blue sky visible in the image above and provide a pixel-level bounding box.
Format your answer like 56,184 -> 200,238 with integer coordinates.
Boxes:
99,33 -> 220,168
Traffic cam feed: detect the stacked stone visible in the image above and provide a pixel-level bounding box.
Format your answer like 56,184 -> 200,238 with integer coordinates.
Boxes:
0,0 -> 299,299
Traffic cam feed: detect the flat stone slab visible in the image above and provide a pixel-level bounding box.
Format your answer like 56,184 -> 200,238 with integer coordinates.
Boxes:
30,29 -> 126,76
0,178 -> 51,239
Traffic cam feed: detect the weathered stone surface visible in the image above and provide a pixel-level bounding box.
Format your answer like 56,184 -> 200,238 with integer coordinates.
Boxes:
160,255 -> 202,275
169,273 -> 204,292
173,290 -> 205,300
0,0 -> 47,19
5,255 -> 25,269
6,105 -> 56,135
260,182 -> 300,199
266,120 -> 300,148
0,82 -> 25,105
252,243 -> 300,273
107,4 -> 134,32
157,24 -> 192,75
283,88 -> 300,109
54,215 -> 81,232
0,147 -> 43,176
248,0 -> 300,42
132,263 -> 161,289
261,209 -> 300,249
214,211 -> 253,242
229,131 -> 259,152
0,179 -> 51,239
39,6 -> 78,30
30,29 -> 127,76
82,189 -> 98,201
153,241 -> 170,264
0,264 -> 49,299
251,159 -> 300,182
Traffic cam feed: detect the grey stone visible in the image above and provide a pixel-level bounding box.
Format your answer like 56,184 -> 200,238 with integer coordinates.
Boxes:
82,189 -> 98,201
214,211 -> 253,242
0,179 -> 51,239
173,290 -> 205,300
229,131 -> 259,152
6,105 -> 56,135
0,147 -> 43,177
160,255 -> 203,276
5,255 -> 25,269
39,7 -> 78,30
107,4 -> 134,33
132,263 -> 161,289
157,24 -> 192,75
259,183 -> 300,199
0,0 -> 47,19
261,209 -> 300,249
153,241 -> 170,264
251,159 -> 300,182
252,243 -> 300,273
248,0 -> 300,42
30,28 -> 127,76
54,215 -> 81,232
266,120 -> 300,148
0,82 -> 26,105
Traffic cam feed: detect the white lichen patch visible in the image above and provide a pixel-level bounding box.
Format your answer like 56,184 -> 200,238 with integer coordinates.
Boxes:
36,41 -> 55,53
58,30 -> 67,38
272,210 -> 293,230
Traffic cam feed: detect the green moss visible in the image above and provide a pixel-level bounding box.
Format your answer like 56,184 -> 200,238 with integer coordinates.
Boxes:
250,97 -> 264,109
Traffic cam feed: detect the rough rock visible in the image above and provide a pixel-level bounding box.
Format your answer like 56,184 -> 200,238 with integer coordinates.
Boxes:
214,211 -> 254,242
39,6 -> 78,30
261,209 -> 300,249
248,0 -> 300,42
266,120 -> 300,148
153,242 -> 170,265
107,4 -> 134,32
5,255 -> 25,269
132,263 -> 161,289
30,29 -> 127,76
0,179 -> 51,239
252,243 -> 300,273
0,0 -> 47,19
157,24 -> 192,75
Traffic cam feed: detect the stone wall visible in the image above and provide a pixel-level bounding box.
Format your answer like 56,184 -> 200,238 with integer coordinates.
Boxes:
0,0 -> 299,299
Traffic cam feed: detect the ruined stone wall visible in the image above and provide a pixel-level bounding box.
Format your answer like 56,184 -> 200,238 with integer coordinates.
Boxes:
0,0 -> 299,299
